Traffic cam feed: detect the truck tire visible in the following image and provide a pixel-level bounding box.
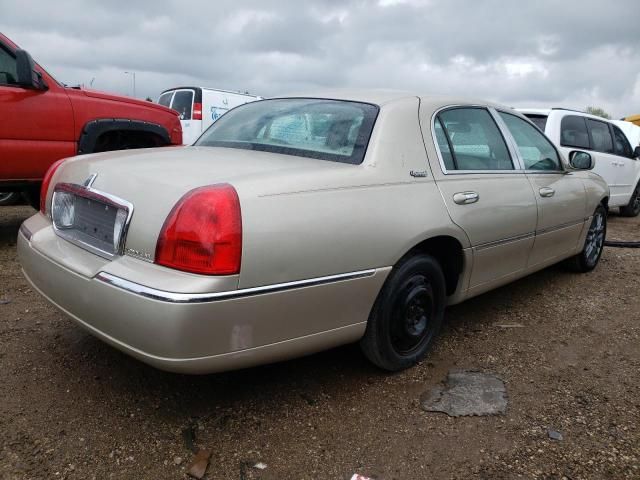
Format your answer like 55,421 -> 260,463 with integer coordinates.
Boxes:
0,192 -> 19,206
619,183 -> 640,217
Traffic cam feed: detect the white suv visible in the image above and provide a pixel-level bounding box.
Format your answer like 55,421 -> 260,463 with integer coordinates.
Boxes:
518,108 -> 640,216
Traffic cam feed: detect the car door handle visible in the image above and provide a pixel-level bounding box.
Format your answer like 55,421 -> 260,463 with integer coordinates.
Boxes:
453,191 -> 479,205
539,187 -> 555,197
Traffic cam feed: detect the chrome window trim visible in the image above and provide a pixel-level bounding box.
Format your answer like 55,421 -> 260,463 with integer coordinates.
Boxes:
95,268 -> 377,304
52,183 -> 134,260
429,104 -> 525,175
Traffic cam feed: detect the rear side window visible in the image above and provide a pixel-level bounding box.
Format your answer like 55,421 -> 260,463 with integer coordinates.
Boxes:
586,118 -> 613,154
435,107 -> 513,171
525,114 -> 548,132
158,91 -> 173,107
560,115 -> 590,149
611,125 -> 632,158
0,46 -> 17,85
171,90 -> 194,120
195,98 -> 379,164
499,112 -> 561,171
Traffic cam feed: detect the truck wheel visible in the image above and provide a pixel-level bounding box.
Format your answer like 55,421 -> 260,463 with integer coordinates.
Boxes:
93,131 -> 165,153
0,192 -> 18,206
360,254 -> 446,371
565,205 -> 607,273
619,183 -> 640,217
22,186 -> 41,210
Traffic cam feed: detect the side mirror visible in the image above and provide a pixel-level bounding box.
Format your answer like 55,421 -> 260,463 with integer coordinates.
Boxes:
569,150 -> 594,170
15,49 -> 47,90
634,146 -> 640,159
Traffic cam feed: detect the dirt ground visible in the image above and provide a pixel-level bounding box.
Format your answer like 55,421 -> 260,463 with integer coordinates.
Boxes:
1,205 -> 639,480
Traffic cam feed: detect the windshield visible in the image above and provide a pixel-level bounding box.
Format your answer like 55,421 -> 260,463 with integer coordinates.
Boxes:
194,98 -> 379,164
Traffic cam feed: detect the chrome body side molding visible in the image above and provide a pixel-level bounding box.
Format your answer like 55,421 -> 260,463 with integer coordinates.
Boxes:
95,268 -> 377,304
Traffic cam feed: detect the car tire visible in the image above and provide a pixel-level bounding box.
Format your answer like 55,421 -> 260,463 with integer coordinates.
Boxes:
619,183 -> 640,217
565,204 -> 607,273
360,254 -> 446,371
0,192 -> 18,206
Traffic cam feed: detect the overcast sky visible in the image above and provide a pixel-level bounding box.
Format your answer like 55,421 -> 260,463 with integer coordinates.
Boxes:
2,0 -> 639,117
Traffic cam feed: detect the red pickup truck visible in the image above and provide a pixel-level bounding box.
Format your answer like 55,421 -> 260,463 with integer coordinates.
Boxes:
0,33 -> 182,207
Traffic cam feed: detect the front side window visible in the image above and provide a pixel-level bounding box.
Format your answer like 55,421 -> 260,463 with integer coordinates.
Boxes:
612,125 -> 633,158
435,107 -> 513,170
0,46 -> 17,85
171,90 -> 194,120
499,112 -> 562,171
587,118 -> 613,154
195,98 -> 379,164
560,115 -> 590,149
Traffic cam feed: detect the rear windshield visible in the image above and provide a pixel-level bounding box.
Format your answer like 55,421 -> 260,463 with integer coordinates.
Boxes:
171,90 -> 194,120
194,98 -> 379,164
524,114 -> 548,132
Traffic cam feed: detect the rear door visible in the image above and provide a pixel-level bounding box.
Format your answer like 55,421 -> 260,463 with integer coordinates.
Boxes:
429,106 -> 538,292
498,111 -> 587,267
165,88 -> 198,145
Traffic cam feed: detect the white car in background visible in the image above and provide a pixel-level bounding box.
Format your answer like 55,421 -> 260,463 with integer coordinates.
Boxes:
158,87 -> 262,145
518,108 -> 640,216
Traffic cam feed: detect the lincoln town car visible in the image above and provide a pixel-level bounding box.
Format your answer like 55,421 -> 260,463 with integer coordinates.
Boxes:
18,91 -> 608,373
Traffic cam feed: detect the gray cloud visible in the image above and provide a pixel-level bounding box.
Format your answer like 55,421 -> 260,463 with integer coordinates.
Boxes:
2,0 -> 639,117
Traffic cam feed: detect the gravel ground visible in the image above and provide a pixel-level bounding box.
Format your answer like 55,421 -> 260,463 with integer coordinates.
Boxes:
0,205 -> 639,480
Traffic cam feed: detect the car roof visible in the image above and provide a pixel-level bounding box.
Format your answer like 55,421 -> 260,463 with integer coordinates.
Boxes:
273,88 -> 514,111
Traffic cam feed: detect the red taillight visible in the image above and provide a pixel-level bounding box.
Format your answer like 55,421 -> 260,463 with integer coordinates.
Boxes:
40,159 -> 66,214
155,184 -> 242,275
192,102 -> 202,120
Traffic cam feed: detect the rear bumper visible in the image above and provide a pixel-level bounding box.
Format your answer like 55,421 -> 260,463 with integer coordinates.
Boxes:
18,218 -> 387,374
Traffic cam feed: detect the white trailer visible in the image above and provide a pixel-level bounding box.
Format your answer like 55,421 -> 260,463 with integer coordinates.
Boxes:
158,87 -> 262,145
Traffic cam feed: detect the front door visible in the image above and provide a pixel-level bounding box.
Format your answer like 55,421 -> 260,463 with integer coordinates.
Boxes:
0,42 -> 75,181
497,111 -> 587,267
427,106 -> 538,292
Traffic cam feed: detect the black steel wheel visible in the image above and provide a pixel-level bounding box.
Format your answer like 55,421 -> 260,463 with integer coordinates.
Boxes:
360,254 -> 446,371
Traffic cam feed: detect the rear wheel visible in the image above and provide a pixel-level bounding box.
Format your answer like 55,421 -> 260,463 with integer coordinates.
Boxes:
619,183 -> 640,217
565,205 -> 607,272
360,254 -> 446,371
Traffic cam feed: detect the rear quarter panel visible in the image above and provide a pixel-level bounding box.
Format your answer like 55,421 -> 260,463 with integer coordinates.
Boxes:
237,96 -> 469,289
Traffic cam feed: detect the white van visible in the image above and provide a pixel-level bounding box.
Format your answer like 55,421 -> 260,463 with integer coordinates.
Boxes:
158,87 -> 262,145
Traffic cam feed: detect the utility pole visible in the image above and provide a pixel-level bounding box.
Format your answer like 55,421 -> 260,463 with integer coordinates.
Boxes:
124,71 -> 136,98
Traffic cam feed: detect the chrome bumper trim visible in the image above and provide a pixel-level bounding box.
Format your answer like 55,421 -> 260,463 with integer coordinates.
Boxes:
19,222 -> 33,241
95,269 -> 377,304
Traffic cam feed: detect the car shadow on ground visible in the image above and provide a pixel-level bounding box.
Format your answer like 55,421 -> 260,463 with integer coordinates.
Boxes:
0,205 -> 589,419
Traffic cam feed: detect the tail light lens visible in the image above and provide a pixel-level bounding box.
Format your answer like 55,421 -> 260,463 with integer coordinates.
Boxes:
155,184 -> 242,275
192,102 -> 203,120
40,159 -> 66,214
